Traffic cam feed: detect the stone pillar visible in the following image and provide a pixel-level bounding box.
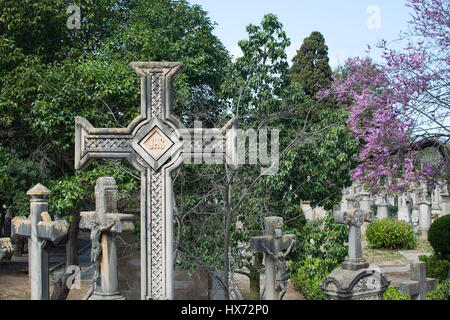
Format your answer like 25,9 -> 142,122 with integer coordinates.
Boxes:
376,196 -> 389,220
397,193 -> 412,223
431,187 -> 441,218
418,199 -> 432,239
440,194 -> 450,217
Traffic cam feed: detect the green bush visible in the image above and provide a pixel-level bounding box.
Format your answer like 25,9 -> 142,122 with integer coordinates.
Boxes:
289,211 -> 348,276
427,279 -> 450,300
291,257 -> 336,300
366,218 -> 417,249
383,287 -> 410,300
419,254 -> 450,281
428,215 -> 450,259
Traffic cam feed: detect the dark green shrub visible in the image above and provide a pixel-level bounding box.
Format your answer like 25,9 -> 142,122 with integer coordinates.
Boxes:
289,211 -> 348,276
419,254 -> 450,281
366,218 -> 417,249
383,287 -> 410,300
428,215 -> 450,259
388,205 -> 398,219
291,257 -> 332,300
427,279 -> 450,300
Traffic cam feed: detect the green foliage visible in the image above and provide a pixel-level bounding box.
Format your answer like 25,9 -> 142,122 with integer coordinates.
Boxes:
366,218 -> 417,249
388,205 -> 398,219
382,287 -> 410,300
428,215 -> 450,259
427,279 -> 450,300
419,254 -> 450,281
291,257 -> 331,300
289,211 -> 348,276
289,31 -> 332,98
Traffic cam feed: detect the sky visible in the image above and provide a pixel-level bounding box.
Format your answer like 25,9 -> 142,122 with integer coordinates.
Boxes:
188,0 -> 412,69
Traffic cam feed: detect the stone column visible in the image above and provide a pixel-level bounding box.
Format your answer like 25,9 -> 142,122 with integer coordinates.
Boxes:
418,199 -> 432,239
431,187 -> 441,218
397,193 -> 412,223
376,196 -> 389,220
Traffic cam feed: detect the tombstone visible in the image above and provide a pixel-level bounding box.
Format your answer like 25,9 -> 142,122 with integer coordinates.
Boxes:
358,191 -> 371,212
397,193 -> 412,223
376,195 -> 389,220
250,217 -> 296,300
398,262 -> 436,300
0,237 -> 14,262
74,62 -> 241,300
79,177 -> 135,300
321,196 -> 390,300
11,184 -> 69,300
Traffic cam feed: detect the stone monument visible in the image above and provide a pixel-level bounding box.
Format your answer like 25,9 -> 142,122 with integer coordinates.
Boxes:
398,262 -> 436,300
321,195 -> 390,300
250,217 -> 296,300
74,62 -> 239,300
11,184 -> 69,300
79,177 -> 135,300
397,192 -> 412,223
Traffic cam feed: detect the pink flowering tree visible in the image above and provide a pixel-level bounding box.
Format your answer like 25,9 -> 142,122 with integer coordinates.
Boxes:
321,0 -> 449,194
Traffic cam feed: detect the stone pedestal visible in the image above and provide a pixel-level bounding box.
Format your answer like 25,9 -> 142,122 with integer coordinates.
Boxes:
376,202 -> 389,220
399,262 -> 436,300
397,193 -> 412,223
321,267 -> 390,300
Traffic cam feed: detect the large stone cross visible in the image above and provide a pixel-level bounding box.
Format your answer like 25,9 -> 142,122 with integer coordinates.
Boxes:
11,184 -> 69,300
250,217 -> 296,300
334,195 -> 374,270
74,62 -> 237,300
399,262 -> 436,300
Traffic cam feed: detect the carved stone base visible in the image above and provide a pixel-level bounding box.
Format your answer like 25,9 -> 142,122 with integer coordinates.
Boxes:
341,258 -> 369,271
88,291 -> 126,300
321,267 -> 390,300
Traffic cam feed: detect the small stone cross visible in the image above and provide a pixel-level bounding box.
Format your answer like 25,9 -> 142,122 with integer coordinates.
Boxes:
334,195 -> 374,270
79,177 -> 135,300
11,184 -> 69,300
250,217 -> 296,300
399,262 -> 436,300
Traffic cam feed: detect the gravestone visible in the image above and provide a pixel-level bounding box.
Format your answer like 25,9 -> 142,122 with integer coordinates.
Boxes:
79,177 -> 135,300
74,62 -> 239,300
431,186 -> 441,218
440,184 -> 450,216
321,196 -> 390,300
418,197 -> 432,239
11,184 -> 69,300
398,262 -> 436,300
397,193 -> 412,223
250,217 -> 296,300
2,209 -> 12,237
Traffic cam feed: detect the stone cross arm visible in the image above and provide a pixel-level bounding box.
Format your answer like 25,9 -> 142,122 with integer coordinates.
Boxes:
12,215 -> 69,244
398,262 -> 437,300
250,234 -> 296,253
399,279 -> 436,297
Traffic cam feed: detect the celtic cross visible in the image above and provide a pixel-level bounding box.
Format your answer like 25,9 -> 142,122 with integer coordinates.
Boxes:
74,62 -> 237,300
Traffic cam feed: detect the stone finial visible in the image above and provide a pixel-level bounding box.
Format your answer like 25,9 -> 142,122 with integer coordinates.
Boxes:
95,177 -> 118,216
26,184 -> 51,199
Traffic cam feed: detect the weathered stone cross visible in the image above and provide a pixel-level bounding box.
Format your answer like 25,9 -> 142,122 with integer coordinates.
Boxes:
334,195 -> 374,270
11,184 -> 69,300
79,177 -> 135,300
399,262 -> 436,300
250,217 -> 296,300
74,62 -> 237,300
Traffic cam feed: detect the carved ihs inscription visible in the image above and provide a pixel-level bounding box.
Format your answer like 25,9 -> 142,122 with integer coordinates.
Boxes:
140,127 -> 174,160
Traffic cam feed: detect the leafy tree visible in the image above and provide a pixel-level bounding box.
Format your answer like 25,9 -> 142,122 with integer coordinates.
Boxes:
289,31 -> 332,99
322,0 -> 450,193
0,0 -> 230,299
